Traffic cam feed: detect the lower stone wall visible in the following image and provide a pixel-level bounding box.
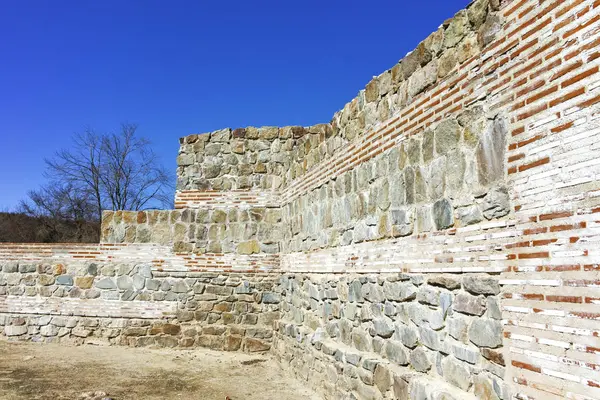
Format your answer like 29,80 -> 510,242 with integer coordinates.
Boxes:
272,273 -> 508,400
0,259 -> 279,352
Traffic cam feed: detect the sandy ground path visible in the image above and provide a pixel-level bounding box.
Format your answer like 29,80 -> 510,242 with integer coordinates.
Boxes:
0,340 -> 321,400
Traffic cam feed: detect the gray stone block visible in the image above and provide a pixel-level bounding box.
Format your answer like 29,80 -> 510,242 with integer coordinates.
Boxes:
468,319 -> 502,348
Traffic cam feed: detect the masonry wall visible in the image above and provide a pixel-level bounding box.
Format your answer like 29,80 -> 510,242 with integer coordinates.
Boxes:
273,272 -> 505,399
101,208 -> 284,260
169,0 -> 600,398
2,0 -> 600,399
0,244 -> 278,352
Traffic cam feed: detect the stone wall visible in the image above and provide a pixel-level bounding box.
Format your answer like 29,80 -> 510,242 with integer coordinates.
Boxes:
101,208 -> 283,257
176,124 -> 332,194
281,111 -> 509,253
0,254 -> 278,352
2,0 -> 600,399
273,273 -> 505,400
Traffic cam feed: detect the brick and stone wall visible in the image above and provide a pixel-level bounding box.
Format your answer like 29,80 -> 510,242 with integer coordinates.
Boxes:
2,0 -> 600,399
0,250 -> 278,352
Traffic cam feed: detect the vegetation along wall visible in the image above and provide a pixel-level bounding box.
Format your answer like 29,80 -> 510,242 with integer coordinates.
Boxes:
2,0 -> 600,399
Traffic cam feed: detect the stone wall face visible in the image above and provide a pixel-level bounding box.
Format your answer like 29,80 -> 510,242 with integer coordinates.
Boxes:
281,111 -> 510,253
100,210 -> 173,245
176,124 -> 333,194
0,255 -> 278,352
2,0 -> 600,400
273,273 -> 505,399
101,208 -> 283,257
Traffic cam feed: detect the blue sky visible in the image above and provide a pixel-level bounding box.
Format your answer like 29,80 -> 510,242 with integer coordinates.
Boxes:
0,0 -> 469,210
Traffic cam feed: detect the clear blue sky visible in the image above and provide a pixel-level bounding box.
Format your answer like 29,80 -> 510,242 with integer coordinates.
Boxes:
0,0 -> 469,210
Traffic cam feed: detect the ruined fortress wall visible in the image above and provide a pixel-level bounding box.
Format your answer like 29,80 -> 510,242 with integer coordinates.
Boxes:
271,0 -> 600,398
1,0 -> 600,399
100,208 -> 283,265
168,0 -> 600,398
0,243 -> 278,352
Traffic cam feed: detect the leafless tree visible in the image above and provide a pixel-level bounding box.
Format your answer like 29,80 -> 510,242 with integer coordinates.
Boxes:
17,183 -> 100,242
44,123 -> 173,220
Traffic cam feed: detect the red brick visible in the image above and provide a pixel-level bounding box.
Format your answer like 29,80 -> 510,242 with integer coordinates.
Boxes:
585,297 -> 600,304
545,264 -> 580,271
517,134 -> 545,148
518,157 -> 550,172
546,295 -> 582,303
556,0 -> 587,19
509,153 -> 525,163
551,60 -> 584,82
539,210 -> 573,221
553,15 -> 576,32
519,251 -> 550,259
504,0 -> 529,17
512,360 -> 541,373
551,121 -> 574,133
512,126 -> 525,137
516,80 -> 545,99
564,14 -> 600,39
562,66 -> 599,88
523,17 -> 552,40
524,227 -> 547,235
523,293 -> 544,300
532,239 -> 557,246
578,93 -> 600,109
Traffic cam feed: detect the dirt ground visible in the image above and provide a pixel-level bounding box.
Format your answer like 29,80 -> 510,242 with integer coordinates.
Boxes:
0,340 -> 321,400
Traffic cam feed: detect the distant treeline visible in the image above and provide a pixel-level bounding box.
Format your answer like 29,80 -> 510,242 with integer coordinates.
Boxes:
0,212 -> 100,243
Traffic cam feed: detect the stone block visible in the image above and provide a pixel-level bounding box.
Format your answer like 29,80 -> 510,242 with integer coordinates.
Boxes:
408,61 -> 438,97
383,281 -> 416,302
394,323 -> 418,349
468,319 -> 502,348
410,347 -> 432,372
38,275 -> 55,286
433,198 -> 454,230
383,340 -> 408,365
372,317 -> 395,338
442,356 -> 472,391
56,275 -> 73,286
482,187 -> 510,220
419,326 -> 442,351
453,293 -> 486,316
352,328 -> 373,352
223,335 -> 243,351
5,325 -> 28,336
477,118 -> 506,187
462,276 -> 500,295
443,10 -> 469,48
428,276 -> 461,290
75,276 -> 94,289
373,364 -> 392,394
456,205 -> 483,226
474,373 -> 501,400
244,338 -> 270,352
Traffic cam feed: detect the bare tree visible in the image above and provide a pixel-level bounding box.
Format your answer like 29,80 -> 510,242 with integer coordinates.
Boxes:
17,183 -> 100,242
45,123 -> 173,220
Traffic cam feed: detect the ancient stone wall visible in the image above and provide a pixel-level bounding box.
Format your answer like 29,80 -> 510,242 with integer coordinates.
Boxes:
101,208 -> 284,258
0,244 -> 278,352
273,272 -> 505,399
176,124 -> 332,195
2,0 -> 600,399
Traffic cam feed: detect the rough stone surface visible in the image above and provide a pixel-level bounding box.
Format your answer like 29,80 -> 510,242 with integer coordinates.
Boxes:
453,293 -> 486,316
462,276 -> 500,295
442,356 -> 472,391
468,319 -> 502,348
